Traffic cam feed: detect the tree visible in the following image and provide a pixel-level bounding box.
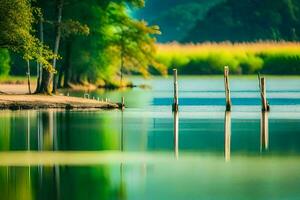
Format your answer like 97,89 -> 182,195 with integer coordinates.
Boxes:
58,20 -> 89,88
57,0 -> 164,88
37,0 -> 64,94
35,0 -> 89,94
0,0 -> 55,73
109,3 -> 165,85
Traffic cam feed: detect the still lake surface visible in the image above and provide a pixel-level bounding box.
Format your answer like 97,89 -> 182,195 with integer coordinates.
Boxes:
1,76 -> 300,200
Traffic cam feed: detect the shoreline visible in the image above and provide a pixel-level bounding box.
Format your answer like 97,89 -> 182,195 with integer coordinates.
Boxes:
0,94 -> 121,110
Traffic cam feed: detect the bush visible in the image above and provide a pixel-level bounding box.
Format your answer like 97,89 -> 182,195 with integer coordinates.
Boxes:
261,54 -> 300,75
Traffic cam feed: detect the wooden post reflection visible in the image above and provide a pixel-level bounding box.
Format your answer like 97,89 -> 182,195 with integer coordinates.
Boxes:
224,111 -> 231,161
119,109 -> 126,199
27,111 -> 31,193
37,111 -> 60,199
27,111 -> 30,151
120,108 -> 124,152
260,111 -> 269,151
174,111 -> 179,159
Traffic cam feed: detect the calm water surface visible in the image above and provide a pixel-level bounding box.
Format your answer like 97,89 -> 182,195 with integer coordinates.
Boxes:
1,76 -> 300,200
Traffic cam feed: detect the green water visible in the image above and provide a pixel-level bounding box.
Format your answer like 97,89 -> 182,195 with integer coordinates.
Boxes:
1,76 -> 300,200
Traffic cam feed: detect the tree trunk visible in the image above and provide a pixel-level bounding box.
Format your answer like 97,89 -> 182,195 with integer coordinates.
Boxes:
71,73 -> 79,84
35,62 -> 41,93
57,65 -> 63,88
52,0 -> 64,94
39,68 -> 52,94
27,60 -> 32,94
63,40 -> 72,88
35,16 -> 44,93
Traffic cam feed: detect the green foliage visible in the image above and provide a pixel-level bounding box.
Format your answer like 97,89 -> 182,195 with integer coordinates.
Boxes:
157,42 -> 300,75
109,3 -> 164,77
152,1 -> 224,42
135,0 -> 223,42
3,0 -> 163,88
184,0 -> 300,42
0,49 -> 10,76
0,0 -> 55,71
262,53 -> 300,74
59,0 -> 163,86
61,19 -> 90,38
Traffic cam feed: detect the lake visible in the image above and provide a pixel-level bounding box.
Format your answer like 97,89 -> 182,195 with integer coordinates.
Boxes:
1,76 -> 300,200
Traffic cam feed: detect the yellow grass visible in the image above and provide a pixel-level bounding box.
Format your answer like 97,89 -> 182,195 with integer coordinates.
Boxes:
156,42 -> 300,74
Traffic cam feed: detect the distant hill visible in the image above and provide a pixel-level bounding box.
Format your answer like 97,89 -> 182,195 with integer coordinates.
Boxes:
133,0 -> 223,42
183,0 -> 300,42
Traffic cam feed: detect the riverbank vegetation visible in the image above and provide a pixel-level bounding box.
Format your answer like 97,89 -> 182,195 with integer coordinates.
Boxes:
0,0 -> 164,94
1,0 -> 300,95
156,42 -> 300,75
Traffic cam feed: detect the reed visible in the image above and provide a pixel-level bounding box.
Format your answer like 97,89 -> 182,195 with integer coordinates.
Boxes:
156,42 -> 300,75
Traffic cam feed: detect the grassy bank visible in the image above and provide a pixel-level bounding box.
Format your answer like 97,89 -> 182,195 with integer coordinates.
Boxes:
156,42 -> 300,75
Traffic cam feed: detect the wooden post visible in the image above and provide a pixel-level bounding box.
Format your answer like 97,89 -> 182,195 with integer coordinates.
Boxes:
174,111 -> 179,159
224,111 -> 231,162
224,66 -> 231,111
259,76 -> 270,112
172,69 -> 178,112
260,77 -> 268,111
258,72 -> 261,90
260,111 -> 269,151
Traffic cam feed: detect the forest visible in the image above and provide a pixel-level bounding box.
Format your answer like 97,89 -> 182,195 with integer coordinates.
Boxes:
134,0 -> 223,42
184,0 -> 300,42
0,0 -> 164,94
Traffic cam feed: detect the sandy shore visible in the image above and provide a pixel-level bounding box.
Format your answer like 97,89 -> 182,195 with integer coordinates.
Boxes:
0,84 -> 121,110
0,83 -> 97,94
0,84 -> 35,94
0,94 -> 121,110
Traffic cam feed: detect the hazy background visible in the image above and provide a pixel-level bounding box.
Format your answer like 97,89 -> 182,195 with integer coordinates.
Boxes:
134,0 -> 300,43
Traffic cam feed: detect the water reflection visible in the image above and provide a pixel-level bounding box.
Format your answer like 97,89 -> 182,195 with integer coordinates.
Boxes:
1,110 -> 300,155
0,110 -> 122,151
224,112 -> 231,161
260,112 -> 269,152
119,110 -> 126,200
2,156 -> 300,200
38,111 -> 55,151
27,111 -> 30,150
120,110 -> 124,152
1,108 -> 300,200
173,111 -> 179,159
0,165 -> 120,200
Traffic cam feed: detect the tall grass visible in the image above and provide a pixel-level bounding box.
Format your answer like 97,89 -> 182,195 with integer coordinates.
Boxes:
156,42 -> 300,75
